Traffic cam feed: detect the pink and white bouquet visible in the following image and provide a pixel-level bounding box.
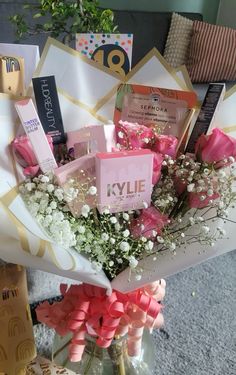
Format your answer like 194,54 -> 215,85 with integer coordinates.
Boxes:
1,38 -> 236,373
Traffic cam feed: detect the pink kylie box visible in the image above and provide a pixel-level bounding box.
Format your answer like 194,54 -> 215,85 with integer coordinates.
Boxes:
96,149 -> 153,213
67,124 -> 116,158
54,153 -> 96,217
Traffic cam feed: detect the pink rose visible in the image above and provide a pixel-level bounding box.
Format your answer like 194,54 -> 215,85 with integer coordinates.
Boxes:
11,134 -> 54,176
195,128 -> 236,165
116,121 -> 155,150
152,152 -> 163,185
130,206 -> 169,239
152,135 -> 178,158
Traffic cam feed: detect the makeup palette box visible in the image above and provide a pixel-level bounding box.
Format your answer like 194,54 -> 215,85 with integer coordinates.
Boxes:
66,124 -> 117,158
15,99 -> 57,173
54,153 -> 96,217
0,55 -> 25,96
96,149 -> 153,213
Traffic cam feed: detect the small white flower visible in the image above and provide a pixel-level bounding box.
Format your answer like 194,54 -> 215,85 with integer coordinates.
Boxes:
45,207 -> 52,215
143,201 -> 148,209
109,261 -> 114,267
145,240 -> 154,251
135,274 -> 142,281
25,182 -> 35,192
123,213 -> 129,221
181,233 -> 185,238
110,238 -> 116,245
141,236 -> 147,243
169,242 -> 176,251
50,201 -> 57,210
110,216 -> 118,224
47,184 -> 55,193
115,222 -> 121,231
84,245 -> 91,253
202,225 -> 210,234
40,175 -> 50,183
200,195 -> 206,201
101,233 -> 109,242
207,189 -> 214,196
144,137 -> 149,144
157,236 -> 164,243
197,216 -> 204,222
54,188 -> 64,201
128,256 -> 138,268
187,183 -> 195,192
103,208 -> 110,215
218,201 -> 225,209
229,156 -> 235,163
34,191 -> 43,199
152,230 -> 157,237
118,131 -> 124,139
189,217 -> 195,225
120,241 -> 130,252
123,229 -> 130,238
88,186 -> 97,195
117,258 -> 123,264
78,225 -> 85,234
81,204 -> 90,217
218,170 -> 226,178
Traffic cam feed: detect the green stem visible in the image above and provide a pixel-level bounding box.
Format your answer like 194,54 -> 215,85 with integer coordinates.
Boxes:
84,340 -> 97,375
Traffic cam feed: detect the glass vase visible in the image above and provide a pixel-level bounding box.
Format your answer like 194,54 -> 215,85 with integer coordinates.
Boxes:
52,330 -> 155,374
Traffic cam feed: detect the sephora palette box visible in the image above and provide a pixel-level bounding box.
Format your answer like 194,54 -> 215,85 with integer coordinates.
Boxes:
96,149 -> 153,213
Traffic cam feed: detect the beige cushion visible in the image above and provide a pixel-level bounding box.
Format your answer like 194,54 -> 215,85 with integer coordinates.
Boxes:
164,13 -> 193,68
186,20 -> 236,82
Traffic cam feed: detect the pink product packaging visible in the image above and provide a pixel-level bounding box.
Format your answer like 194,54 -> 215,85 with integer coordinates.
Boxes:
15,98 -> 57,173
54,154 -> 96,217
96,149 -> 154,213
66,124 -> 117,158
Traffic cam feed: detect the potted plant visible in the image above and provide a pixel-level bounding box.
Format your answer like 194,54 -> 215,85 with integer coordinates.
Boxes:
10,0 -> 117,45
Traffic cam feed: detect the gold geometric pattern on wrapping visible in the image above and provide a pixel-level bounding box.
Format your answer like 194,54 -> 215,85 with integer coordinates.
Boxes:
16,339 -> 36,362
26,304 -> 32,322
0,344 -> 7,361
0,304 -> 14,318
8,317 -> 26,337
15,365 -> 27,375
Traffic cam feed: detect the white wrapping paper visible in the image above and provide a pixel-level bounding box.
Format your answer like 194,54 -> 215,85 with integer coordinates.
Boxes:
1,37 -> 235,293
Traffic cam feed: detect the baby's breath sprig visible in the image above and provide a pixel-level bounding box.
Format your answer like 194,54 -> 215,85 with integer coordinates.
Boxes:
20,173 -> 150,280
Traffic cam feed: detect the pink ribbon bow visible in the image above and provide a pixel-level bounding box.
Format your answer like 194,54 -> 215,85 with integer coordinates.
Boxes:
36,280 -> 166,362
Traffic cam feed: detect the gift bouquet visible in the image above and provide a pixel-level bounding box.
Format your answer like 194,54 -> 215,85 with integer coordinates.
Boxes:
1,36 -> 236,374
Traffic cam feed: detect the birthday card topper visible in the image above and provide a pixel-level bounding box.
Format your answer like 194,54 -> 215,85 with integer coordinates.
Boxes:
76,33 -> 133,77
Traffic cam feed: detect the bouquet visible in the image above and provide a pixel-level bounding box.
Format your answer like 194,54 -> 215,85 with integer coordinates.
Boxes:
1,38 -> 236,373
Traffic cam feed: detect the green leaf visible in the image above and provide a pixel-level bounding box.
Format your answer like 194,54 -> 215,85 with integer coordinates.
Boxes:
33,13 -> 42,18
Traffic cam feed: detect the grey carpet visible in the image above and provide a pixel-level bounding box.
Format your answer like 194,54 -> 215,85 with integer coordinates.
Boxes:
29,250 -> 236,374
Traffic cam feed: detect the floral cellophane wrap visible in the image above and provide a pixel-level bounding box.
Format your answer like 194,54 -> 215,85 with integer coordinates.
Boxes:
0,38 -> 236,293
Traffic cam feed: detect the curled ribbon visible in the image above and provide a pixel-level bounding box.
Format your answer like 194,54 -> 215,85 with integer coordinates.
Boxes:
36,280 -> 166,362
